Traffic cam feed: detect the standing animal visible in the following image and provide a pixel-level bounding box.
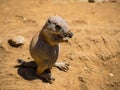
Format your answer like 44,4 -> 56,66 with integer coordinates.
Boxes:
20,16 -> 73,83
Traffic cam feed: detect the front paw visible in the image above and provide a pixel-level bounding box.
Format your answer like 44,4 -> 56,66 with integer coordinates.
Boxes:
54,62 -> 69,72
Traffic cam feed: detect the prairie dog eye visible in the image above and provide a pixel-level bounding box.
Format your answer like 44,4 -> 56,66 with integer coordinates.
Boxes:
48,19 -> 51,24
55,25 -> 61,30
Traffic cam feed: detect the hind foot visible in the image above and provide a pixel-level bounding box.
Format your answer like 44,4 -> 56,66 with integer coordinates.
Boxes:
37,69 -> 55,84
40,73 -> 55,84
53,62 -> 69,72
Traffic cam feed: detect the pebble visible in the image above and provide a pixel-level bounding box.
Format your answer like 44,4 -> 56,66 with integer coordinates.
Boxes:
109,73 -> 114,77
8,35 -> 25,47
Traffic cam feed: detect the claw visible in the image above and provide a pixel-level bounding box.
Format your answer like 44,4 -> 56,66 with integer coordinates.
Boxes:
39,73 -> 55,84
54,62 -> 69,72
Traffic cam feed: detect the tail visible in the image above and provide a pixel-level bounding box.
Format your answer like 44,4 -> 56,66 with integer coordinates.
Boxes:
15,59 -> 37,69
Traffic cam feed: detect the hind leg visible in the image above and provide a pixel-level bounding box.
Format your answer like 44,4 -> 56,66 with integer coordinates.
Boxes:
53,62 -> 69,72
37,66 -> 55,83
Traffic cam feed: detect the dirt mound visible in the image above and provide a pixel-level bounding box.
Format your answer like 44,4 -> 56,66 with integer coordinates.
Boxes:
0,0 -> 120,90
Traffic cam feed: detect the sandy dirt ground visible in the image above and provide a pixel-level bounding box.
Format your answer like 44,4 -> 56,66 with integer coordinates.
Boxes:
0,0 -> 120,90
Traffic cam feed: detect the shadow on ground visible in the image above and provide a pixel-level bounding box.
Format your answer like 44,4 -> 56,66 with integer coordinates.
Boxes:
15,59 -> 49,83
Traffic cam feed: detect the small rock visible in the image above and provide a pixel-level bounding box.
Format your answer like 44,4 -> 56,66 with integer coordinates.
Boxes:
109,73 -> 114,77
109,0 -> 116,2
8,35 -> 25,47
84,67 -> 88,70
88,0 -> 95,3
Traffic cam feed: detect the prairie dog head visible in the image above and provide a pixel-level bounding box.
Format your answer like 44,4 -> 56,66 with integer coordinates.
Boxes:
41,16 -> 73,46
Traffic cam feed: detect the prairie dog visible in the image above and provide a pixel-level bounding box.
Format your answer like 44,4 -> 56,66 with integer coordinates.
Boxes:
30,16 -> 73,83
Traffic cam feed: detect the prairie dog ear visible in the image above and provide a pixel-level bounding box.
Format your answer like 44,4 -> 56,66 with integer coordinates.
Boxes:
48,19 -> 51,24
47,19 -> 53,24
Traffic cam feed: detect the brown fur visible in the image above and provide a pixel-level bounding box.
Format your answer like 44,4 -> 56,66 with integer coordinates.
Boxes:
30,16 -> 73,77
